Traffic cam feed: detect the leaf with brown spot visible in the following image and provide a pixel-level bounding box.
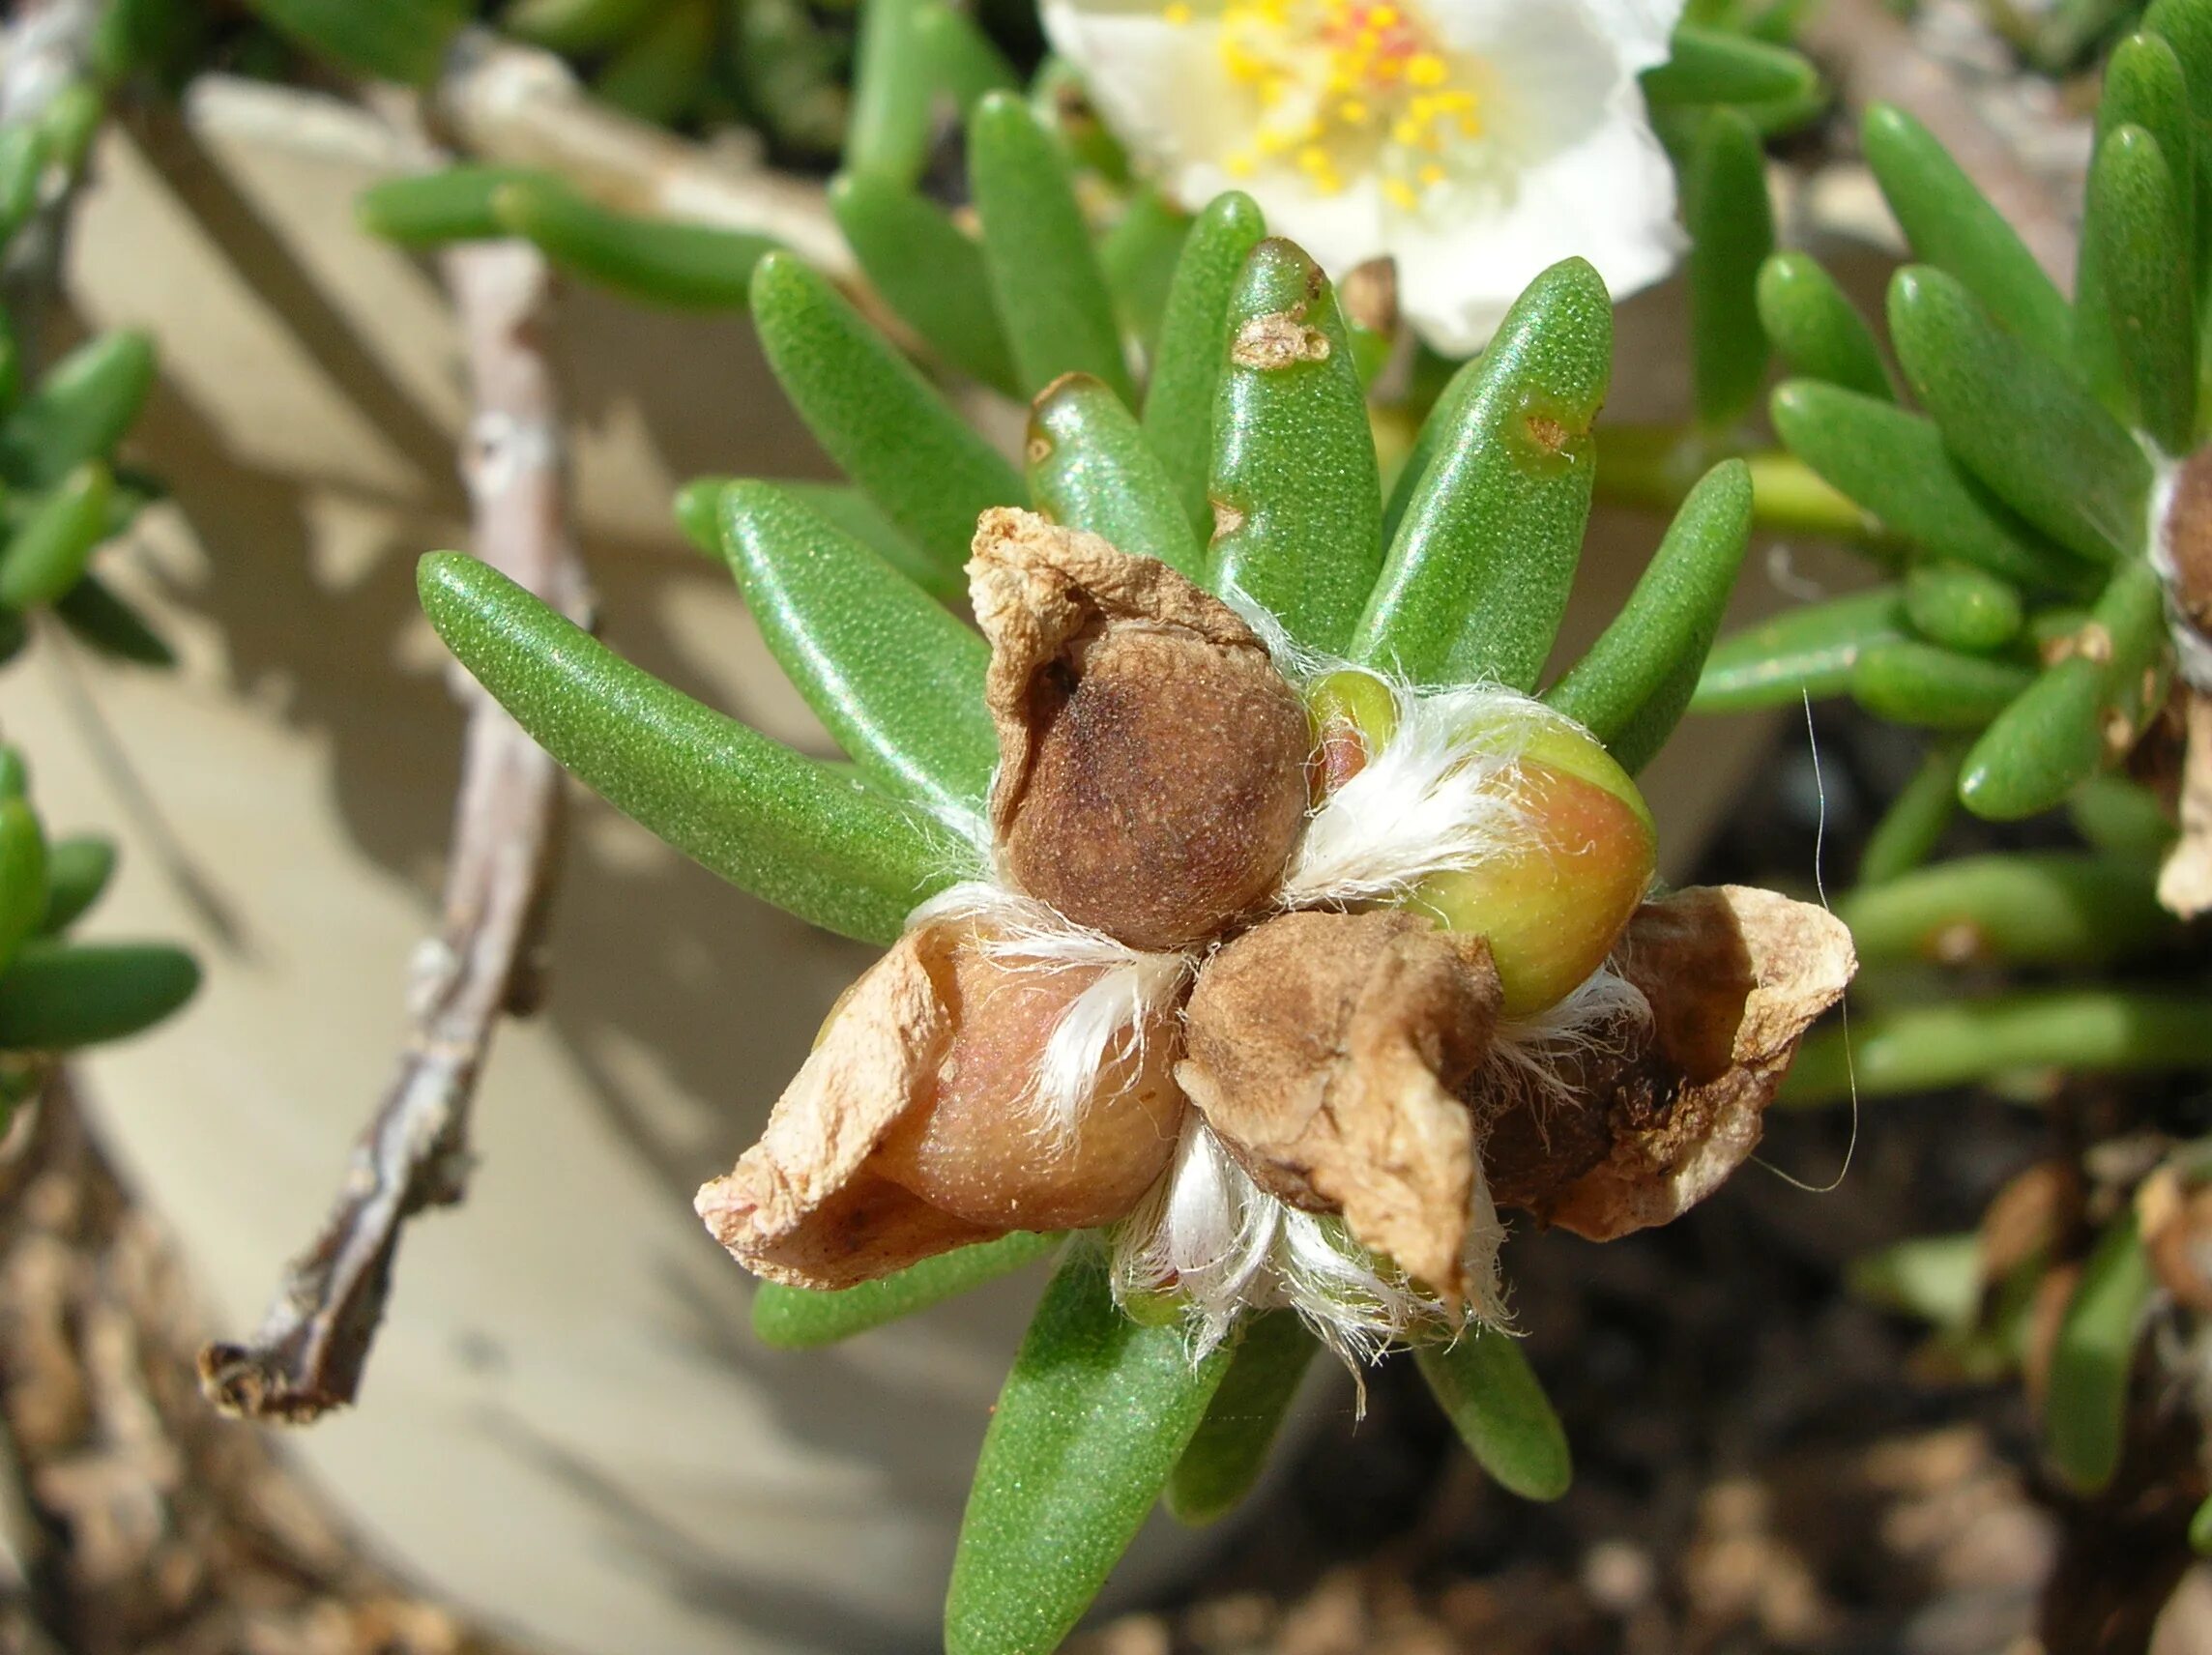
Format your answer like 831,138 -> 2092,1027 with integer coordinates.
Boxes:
1176,909 -> 1501,1299
1481,886 -> 1855,1242
968,507 -> 1312,950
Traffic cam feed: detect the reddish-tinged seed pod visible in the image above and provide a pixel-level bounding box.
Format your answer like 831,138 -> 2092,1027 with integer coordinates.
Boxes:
1412,722 -> 1657,1018
873,922 -> 1185,1230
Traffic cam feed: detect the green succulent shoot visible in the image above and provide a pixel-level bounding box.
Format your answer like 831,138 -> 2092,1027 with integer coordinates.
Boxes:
0,743 -> 199,1126
414,60 -> 1867,1643
1692,0 -> 2212,926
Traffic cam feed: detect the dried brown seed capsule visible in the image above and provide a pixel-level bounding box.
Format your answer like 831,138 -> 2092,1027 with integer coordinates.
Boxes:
872,922 -> 1185,1230
695,919 -> 1188,1289
970,508 -> 1312,950
1177,908 -> 1501,1299
1475,885 -> 1855,1240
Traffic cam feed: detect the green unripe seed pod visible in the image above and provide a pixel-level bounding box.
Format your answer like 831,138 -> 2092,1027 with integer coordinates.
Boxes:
1314,674 -> 1657,1018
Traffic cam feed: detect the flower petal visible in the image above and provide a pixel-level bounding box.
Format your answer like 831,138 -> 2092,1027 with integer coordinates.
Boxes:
1479,885 -> 1856,1241
1176,909 -> 1502,1298
1387,94 -> 1683,355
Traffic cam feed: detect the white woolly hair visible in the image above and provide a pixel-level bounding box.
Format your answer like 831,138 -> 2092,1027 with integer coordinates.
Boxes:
1478,962 -> 1654,1117
907,881 -> 1193,1145
1109,1116 -> 1510,1376
1284,675 -> 1582,910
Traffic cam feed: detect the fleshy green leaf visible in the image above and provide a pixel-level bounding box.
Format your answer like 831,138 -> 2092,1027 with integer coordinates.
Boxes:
1644,23 -> 1820,107
0,800 -> 46,976
1686,108 -> 1774,431
1166,1310 -> 1316,1525
1353,257 -> 1609,687
751,1231 -> 1062,1350
1099,186 -> 1190,361
357,165 -> 549,247
1546,458 -> 1752,761
912,2 -> 1020,116
418,551 -> 961,944
52,572 -> 173,667
1208,239 -> 1382,653
1781,988 -> 2212,1104
1858,741 -> 1964,884
719,480 -> 996,818
1756,252 -> 1892,400
2045,1212 -> 2154,1494
751,251 -> 1026,578
1694,586 -> 1906,712
502,0 -> 662,55
0,461 -> 110,610
1848,639 -> 2033,729
1848,1234 -> 1984,1330
1768,381 -> 2096,595
1143,190 -> 1266,537
592,0 -> 713,126
1887,267 -> 2153,565
2089,33 -> 2197,337
1902,563 -> 2023,653
1862,103 -> 2074,366
1841,851 -> 2170,967
2068,774 -> 2179,860
846,0 -> 933,184
491,179 -> 773,309
0,331 -> 156,490
1027,372 -> 1204,578
243,0 -> 465,81
0,940 -> 197,1049
970,91 -> 1135,404
0,128 -> 47,248
946,1249 -> 1232,1655
1415,1328 -> 1572,1501
2077,125 -> 2196,452
830,171 -> 1019,395
37,834 -> 115,936
1960,560 -> 2167,820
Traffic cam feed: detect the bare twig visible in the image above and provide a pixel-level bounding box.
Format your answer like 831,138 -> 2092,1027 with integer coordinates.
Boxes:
198,240 -> 591,1423
1803,0 -> 2080,283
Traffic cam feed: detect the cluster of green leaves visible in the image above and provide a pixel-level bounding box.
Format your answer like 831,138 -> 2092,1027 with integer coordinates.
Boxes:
0,39 -> 175,672
413,28 -> 1772,1631
252,0 -> 865,136
0,743 -> 200,1127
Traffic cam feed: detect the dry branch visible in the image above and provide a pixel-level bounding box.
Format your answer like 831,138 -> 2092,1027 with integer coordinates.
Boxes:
198,240 -> 590,1423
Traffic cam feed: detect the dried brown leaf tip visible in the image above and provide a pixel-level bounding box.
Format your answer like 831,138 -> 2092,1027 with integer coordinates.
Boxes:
1479,886 -> 1856,1242
1179,911 -> 1501,1301
2158,690 -> 2212,919
970,508 -> 1311,949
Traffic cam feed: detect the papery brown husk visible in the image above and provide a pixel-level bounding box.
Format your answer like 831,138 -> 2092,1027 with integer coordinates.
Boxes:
969,508 -> 1313,951
1175,909 -> 1502,1299
1477,885 -> 1856,1242
696,919 -> 1187,1289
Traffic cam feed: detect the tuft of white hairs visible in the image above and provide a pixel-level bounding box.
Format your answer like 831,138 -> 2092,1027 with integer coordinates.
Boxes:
1476,963 -> 1653,1119
1110,1117 -> 1510,1378
908,881 -> 1193,1144
1284,675 -> 1578,909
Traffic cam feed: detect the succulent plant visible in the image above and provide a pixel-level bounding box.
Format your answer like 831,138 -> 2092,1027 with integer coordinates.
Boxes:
0,742 -> 199,1124
413,54 -> 1868,1643
0,0 -> 201,1127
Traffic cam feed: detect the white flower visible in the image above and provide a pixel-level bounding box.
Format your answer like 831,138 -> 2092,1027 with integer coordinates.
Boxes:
1042,0 -> 1690,354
